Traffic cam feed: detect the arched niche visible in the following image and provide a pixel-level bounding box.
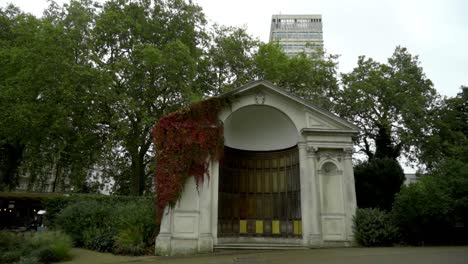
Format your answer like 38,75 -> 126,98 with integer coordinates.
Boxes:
320,161 -> 343,214
223,105 -> 299,151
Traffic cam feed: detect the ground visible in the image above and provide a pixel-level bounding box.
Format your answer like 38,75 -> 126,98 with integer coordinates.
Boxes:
64,246 -> 468,264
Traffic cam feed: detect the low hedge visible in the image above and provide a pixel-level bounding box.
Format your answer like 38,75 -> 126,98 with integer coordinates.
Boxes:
42,194 -> 150,227
48,195 -> 157,255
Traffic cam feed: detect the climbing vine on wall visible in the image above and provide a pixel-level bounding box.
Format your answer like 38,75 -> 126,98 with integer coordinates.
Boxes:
152,98 -> 227,225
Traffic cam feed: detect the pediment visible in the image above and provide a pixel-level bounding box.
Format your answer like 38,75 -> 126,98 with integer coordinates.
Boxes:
219,80 -> 359,134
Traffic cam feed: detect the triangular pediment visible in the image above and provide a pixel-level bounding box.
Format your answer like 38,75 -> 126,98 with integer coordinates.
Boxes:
219,80 -> 359,134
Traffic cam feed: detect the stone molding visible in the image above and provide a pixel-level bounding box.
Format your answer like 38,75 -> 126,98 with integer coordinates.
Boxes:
305,146 -> 353,162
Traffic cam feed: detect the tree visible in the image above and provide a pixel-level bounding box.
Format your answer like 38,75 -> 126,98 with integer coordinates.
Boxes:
337,46 -> 437,161
0,5 -> 40,190
91,0 -> 208,195
354,158 -> 405,211
391,86 -> 468,244
255,43 -> 340,109
0,2 -> 106,192
201,25 -> 259,95
419,86 -> 468,169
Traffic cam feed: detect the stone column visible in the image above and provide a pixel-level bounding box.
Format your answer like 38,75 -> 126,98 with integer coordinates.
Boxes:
342,148 -> 356,243
210,161 -> 219,245
306,145 -> 322,246
298,143 -> 311,245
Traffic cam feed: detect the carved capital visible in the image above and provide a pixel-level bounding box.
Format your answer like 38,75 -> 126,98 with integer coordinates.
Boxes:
306,146 -> 318,158
343,147 -> 353,159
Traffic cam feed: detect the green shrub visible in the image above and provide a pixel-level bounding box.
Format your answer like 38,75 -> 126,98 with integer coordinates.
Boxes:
82,226 -> 115,252
53,196 -> 157,255
0,230 -> 22,251
114,226 -> 145,255
353,208 -> 399,246
0,231 -> 25,263
390,159 -> 468,245
55,200 -> 114,246
392,176 -> 455,244
0,250 -> 23,264
29,231 -> 73,263
43,194 -> 149,227
31,248 -> 58,264
0,231 -> 72,264
354,158 -> 405,211
112,200 -> 157,248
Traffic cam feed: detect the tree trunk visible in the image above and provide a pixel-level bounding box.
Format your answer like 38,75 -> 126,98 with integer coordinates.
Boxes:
130,152 -> 145,196
0,142 -> 24,190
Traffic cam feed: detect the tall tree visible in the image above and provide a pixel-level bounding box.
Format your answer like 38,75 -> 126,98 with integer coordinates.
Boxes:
201,25 -> 259,95
0,5 -> 39,190
0,2 -> 104,191
255,43 -> 340,109
337,46 -> 437,161
91,0 -> 207,195
419,86 -> 468,169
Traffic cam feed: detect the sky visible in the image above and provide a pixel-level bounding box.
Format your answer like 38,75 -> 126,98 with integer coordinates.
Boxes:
1,0 -> 467,97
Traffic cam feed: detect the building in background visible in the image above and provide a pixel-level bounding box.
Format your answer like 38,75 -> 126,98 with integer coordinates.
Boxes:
404,173 -> 419,185
269,14 -> 323,57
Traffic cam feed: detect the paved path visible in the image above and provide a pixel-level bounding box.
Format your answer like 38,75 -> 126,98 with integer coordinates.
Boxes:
67,246 -> 468,264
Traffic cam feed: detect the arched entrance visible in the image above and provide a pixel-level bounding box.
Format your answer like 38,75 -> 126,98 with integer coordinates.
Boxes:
218,146 -> 301,238
218,105 -> 302,240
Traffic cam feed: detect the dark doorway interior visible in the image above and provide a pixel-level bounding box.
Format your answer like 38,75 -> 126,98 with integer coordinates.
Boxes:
218,146 -> 301,238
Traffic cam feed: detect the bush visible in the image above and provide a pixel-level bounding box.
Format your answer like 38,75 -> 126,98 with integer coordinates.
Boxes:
391,160 -> 468,245
82,226 -> 115,252
0,231 -> 26,263
55,200 -> 115,246
29,231 -> 73,263
354,158 -> 405,211
114,227 -> 146,255
353,208 -> 399,246
0,231 -> 72,264
0,250 -> 23,264
113,200 -> 157,248
0,230 -> 22,251
53,196 -> 157,255
43,194 -> 145,227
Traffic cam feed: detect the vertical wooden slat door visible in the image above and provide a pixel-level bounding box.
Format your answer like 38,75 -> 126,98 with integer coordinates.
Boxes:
218,146 -> 301,238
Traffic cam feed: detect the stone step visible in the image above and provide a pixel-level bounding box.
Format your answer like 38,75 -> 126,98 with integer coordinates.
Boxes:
214,243 -> 309,250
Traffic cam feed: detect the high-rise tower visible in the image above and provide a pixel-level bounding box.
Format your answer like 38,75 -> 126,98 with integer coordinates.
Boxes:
269,14 -> 323,57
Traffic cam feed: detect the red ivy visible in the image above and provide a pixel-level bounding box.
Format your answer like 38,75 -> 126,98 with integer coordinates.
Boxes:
152,98 -> 226,226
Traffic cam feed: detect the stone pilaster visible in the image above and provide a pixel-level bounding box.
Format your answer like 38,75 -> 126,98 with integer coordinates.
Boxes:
305,145 -> 322,246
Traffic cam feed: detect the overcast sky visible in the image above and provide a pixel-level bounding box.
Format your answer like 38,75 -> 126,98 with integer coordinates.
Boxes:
2,0 -> 467,97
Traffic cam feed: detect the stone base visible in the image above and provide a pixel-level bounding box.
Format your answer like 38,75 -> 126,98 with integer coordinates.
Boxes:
198,235 -> 214,253
321,240 -> 353,247
155,234 -> 172,256
170,239 -> 198,256
155,235 -> 214,256
309,234 -> 323,247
